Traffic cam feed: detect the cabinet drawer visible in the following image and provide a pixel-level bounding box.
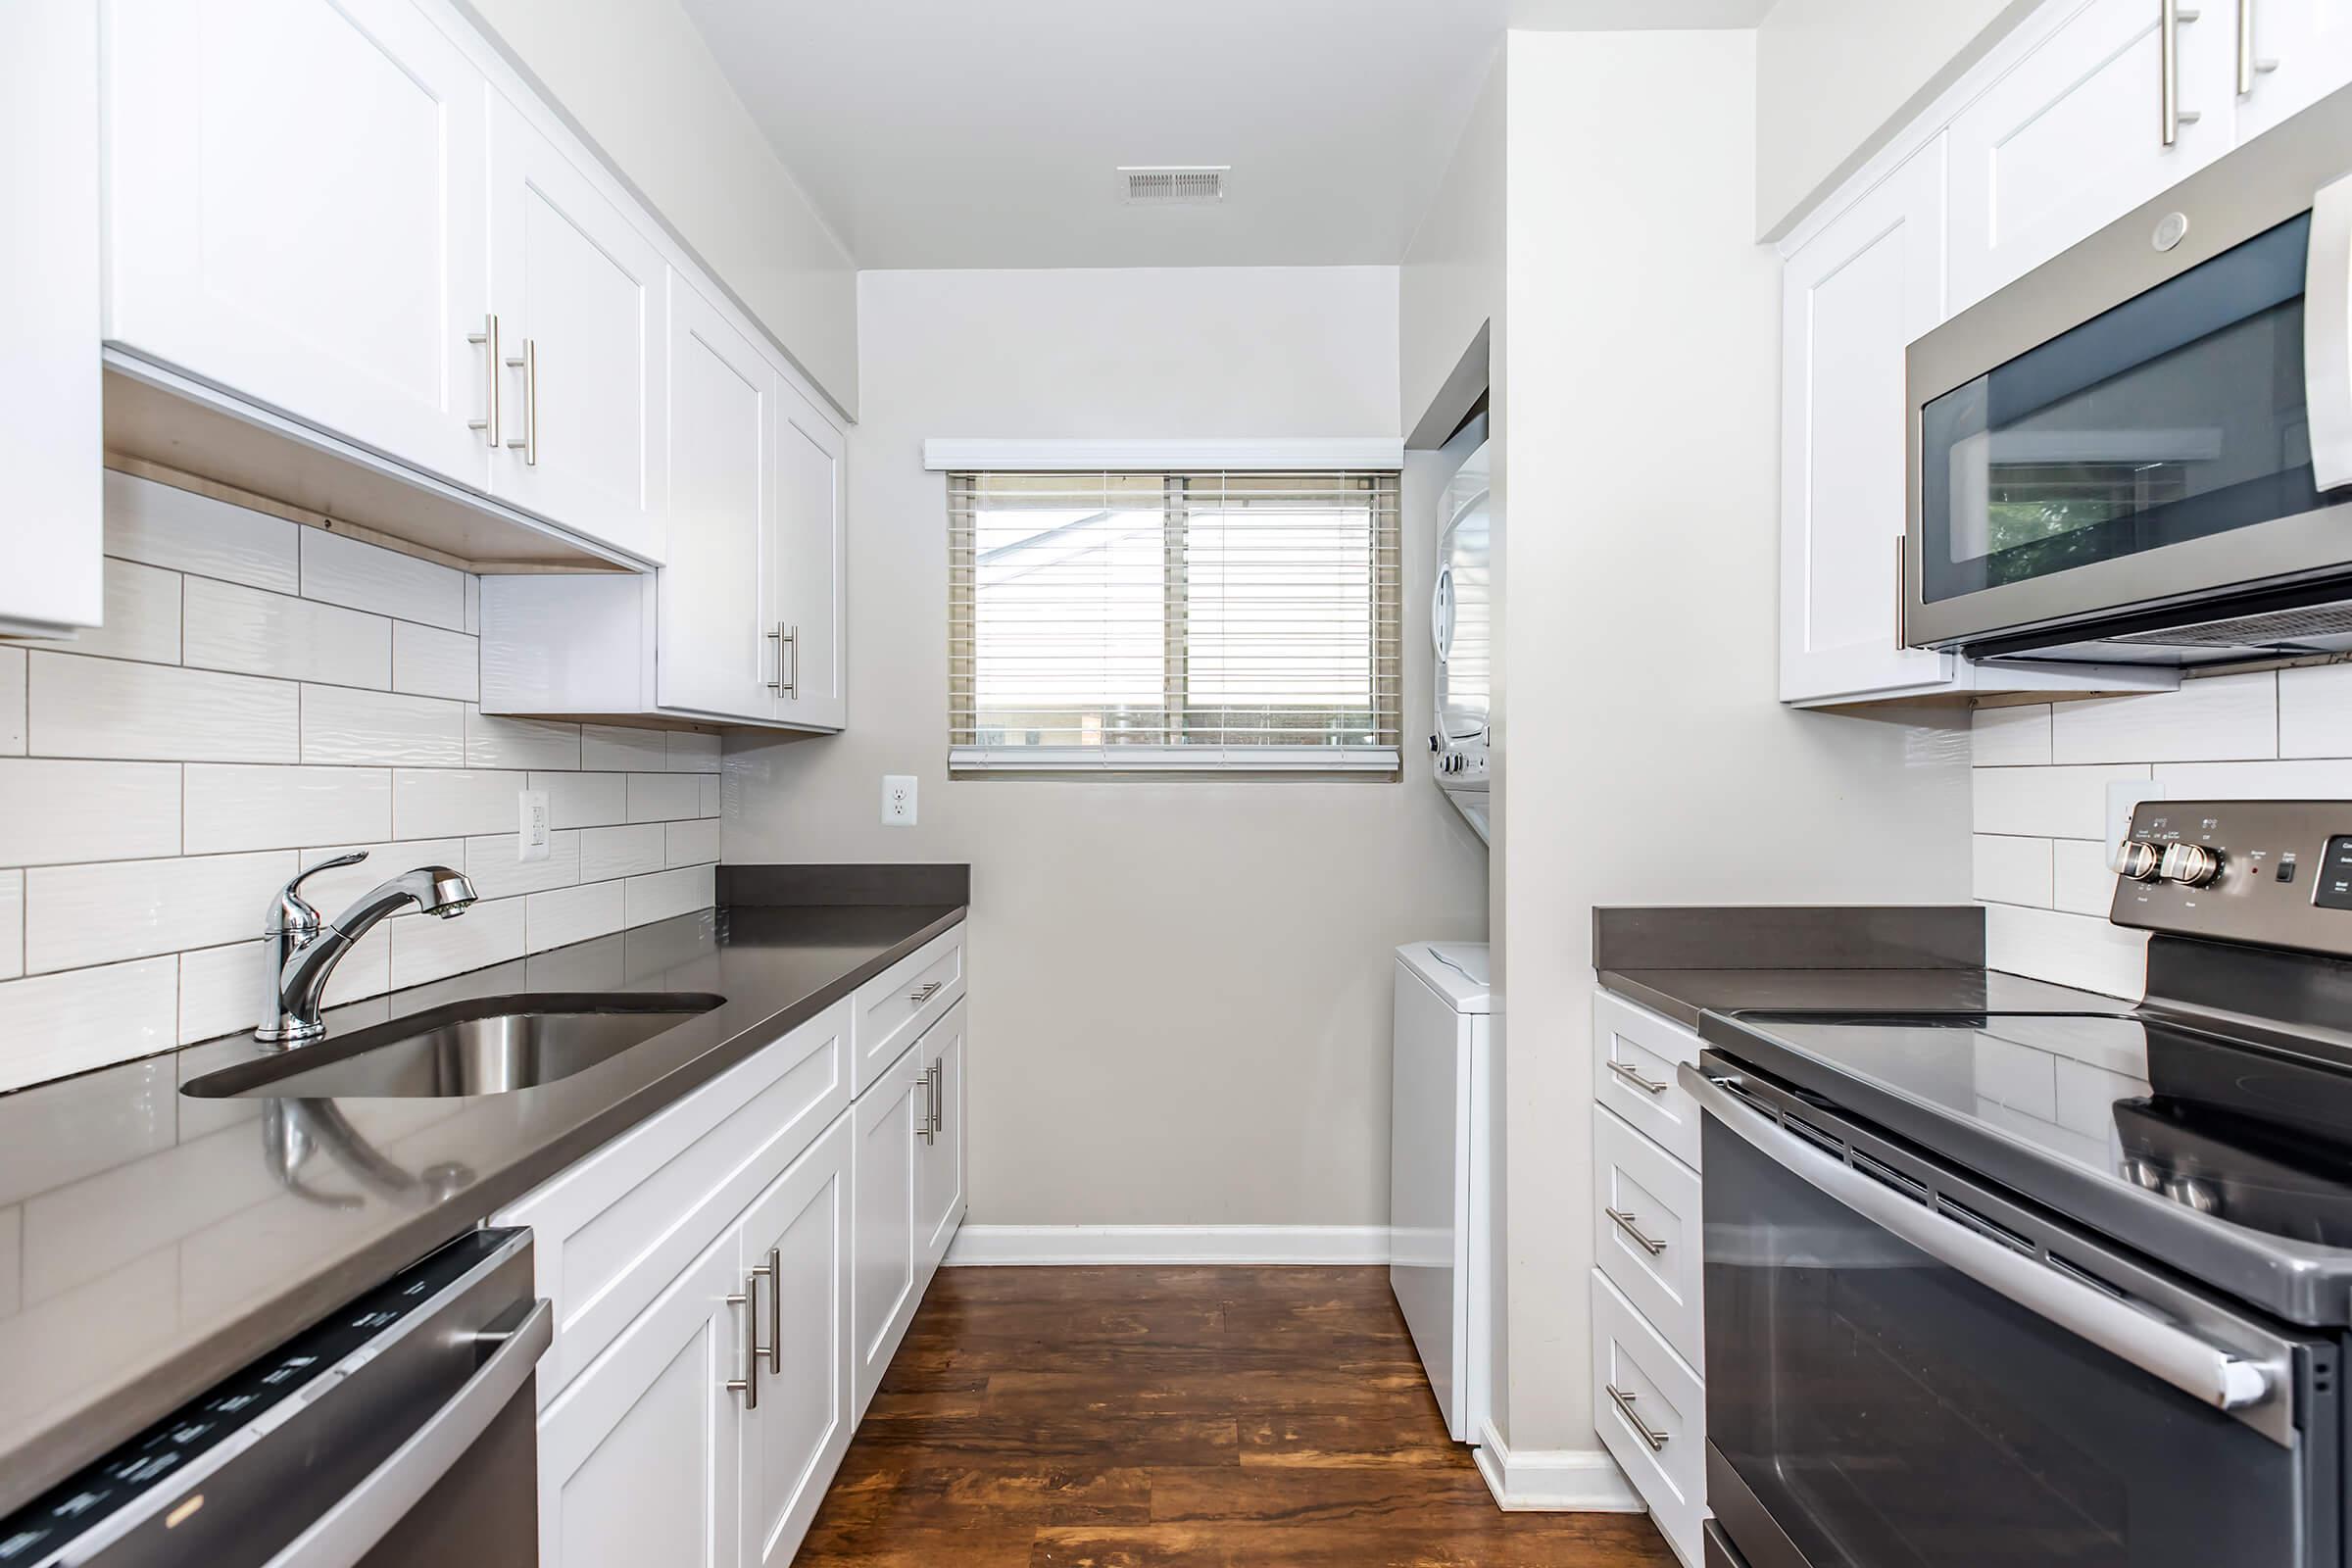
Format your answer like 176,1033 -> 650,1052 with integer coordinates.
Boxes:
496,998 -> 851,1404
852,925 -> 964,1098
1594,990 -> 1703,1171
1594,1106 -> 1704,1372
1592,1268 -> 1705,1568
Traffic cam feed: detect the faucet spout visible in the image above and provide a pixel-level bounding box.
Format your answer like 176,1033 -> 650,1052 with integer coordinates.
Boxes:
256,855 -> 480,1046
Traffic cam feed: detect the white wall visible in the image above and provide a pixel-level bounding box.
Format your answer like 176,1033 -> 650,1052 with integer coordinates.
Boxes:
1754,0 -> 2036,238
724,265 -> 1489,1231
459,0 -> 859,417
1498,25 -> 1972,1454
0,470 -> 721,1093
1401,51 -> 1504,441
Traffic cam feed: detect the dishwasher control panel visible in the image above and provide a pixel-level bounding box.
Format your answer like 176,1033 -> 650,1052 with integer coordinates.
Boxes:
2111,800 -> 2352,956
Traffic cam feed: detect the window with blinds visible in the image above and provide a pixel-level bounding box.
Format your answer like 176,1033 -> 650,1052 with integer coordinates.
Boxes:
948,470 -> 1401,773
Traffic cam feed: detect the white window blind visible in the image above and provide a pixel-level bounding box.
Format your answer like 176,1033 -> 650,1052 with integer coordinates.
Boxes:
949,470 -> 1401,773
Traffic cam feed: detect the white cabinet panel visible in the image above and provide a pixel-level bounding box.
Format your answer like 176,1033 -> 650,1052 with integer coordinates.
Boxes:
1592,990 -> 1704,1172
104,0 -> 493,490
1946,0 -> 2233,311
488,94 -> 668,564
1781,144 -> 1957,705
1594,1105 -> 1705,1373
852,1051 -> 925,1421
538,1223 -> 742,1568
742,1116 -> 854,1568
852,927 -> 966,1099
773,377 -> 847,729
916,1002 -> 968,1272
659,277 -> 776,721
2234,0 -> 2352,142
1592,1268 -> 1705,1568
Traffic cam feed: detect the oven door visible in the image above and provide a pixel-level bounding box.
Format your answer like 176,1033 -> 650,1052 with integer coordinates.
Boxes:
1684,1056 -> 2331,1568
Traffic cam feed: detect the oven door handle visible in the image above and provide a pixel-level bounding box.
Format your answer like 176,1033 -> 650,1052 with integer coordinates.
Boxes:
1682,1064 -> 2287,1436
2306,170 -> 2352,493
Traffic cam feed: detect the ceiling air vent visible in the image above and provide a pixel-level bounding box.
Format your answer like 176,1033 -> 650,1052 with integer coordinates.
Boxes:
1120,166 -> 1228,205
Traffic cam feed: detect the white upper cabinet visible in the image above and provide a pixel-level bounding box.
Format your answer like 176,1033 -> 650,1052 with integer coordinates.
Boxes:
773,378 -> 849,730
1946,0 -> 2234,311
104,0 -> 494,490
1780,144 -> 1957,706
2234,0 -> 2352,141
487,93 -> 669,564
661,275 -> 780,722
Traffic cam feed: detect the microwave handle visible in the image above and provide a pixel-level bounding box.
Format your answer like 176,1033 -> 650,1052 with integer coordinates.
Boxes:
2306,171 -> 2352,492
1681,1062 -> 2290,1441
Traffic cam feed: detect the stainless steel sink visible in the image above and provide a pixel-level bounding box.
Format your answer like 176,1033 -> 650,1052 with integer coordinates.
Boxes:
182,993 -> 726,1100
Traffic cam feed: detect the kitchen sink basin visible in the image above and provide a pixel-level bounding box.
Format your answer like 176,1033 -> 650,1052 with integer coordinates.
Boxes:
182,993 -> 726,1100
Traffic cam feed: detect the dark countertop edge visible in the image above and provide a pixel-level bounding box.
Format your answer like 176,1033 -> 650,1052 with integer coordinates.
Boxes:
1595,968 -> 1714,1028
4,903 -> 966,1520
1592,905 -> 1985,975
720,861 -> 970,907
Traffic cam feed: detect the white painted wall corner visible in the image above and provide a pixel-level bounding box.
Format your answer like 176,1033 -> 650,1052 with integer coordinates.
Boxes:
943,1224 -> 1391,1267
1473,1417 -> 1645,1514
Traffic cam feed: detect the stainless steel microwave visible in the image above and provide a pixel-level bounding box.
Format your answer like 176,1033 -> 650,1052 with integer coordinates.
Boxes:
1904,81 -> 2352,667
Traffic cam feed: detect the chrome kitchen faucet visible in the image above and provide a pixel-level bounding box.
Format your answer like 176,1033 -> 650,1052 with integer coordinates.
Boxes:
258,852 -> 478,1046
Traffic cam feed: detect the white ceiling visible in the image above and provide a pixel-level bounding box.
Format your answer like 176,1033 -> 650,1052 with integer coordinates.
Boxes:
679,0 -> 1779,271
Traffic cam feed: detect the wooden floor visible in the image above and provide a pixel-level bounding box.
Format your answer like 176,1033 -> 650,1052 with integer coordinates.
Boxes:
796,1265 -> 1677,1567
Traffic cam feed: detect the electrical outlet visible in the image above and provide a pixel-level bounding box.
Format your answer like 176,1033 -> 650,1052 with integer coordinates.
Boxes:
2107,778 -> 2164,868
518,788 -> 551,862
882,775 -> 917,827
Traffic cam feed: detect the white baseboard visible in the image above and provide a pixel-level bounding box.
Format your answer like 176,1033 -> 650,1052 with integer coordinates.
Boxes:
943,1224 -> 1391,1267
1474,1417 -> 1644,1513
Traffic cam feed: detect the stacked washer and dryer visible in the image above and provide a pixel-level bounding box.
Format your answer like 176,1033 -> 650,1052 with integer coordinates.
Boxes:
1391,416 -> 1495,1445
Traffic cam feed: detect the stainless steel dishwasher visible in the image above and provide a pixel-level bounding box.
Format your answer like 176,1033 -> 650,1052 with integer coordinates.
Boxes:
0,1228 -> 548,1568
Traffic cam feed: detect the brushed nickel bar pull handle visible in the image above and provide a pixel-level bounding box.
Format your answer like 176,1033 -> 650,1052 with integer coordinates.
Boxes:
767,624 -> 799,697
930,1056 -> 944,1137
914,1071 -> 935,1146
2163,0 -> 2203,147
1605,1207 -> 1667,1255
466,314 -> 500,449
1607,1058 -> 1670,1096
786,623 -> 799,700
761,1247 -> 782,1375
725,1278 -> 761,1408
1606,1385 -> 1669,1451
909,980 -> 944,1005
2237,0 -> 2277,94
504,339 -> 538,466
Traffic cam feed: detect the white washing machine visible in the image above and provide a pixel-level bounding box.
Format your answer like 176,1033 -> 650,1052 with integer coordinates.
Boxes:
1389,940 -> 1492,1444
1431,423 -> 1492,844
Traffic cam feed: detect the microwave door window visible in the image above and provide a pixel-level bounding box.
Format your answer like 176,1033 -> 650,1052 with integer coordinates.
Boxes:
1921,213 -> 2328,608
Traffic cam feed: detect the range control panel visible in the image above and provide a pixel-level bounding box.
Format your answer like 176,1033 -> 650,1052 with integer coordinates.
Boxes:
2111,800 -> 2352,956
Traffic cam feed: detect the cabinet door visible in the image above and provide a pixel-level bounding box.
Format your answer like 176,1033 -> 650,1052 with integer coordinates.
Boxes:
1946,0 -> 2234,311
2234,0 -> 2352,142
916,1003 -> 968,1273
103,0 -> 492,489
741,1115 -> 854,1568
487,94 -> 668,564
660,275 -> 777,720
539,1224 -> 744,1568
1780,145 -> 1959,705
852,1054 -> 926,1420
772,376 -> 848,730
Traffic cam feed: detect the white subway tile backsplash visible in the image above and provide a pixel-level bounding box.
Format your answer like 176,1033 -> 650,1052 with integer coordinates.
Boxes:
392,769 -> 527,839
302,686 -> 466,767
183,576 -> 390,689
1984,904 -> 2147,1001
7,559 -> 182,665
581,724 -> 666,772
299,527 -> 466,629
464,831 -> 581,900
2050,672 -> 2278,764
1972,763 -> 2149,840
1972,835 -> 2051,907
29,654 -> 298,762
176,940 -> 265,1046
0,649 -> 23,755
2151,759 -> 2352,799
0,957 -> 179,1092
103,471 -> 299,593
25,851 -> 296,974
532,769 -> 627,829
392,622 -> 479,702
526,880 -> 624,954
2053,839 -> 2118,917
0,760 -> 181,866
465,574 -> 481,635
665,731 -> 721,773
579,823 -> 666,882
1972,705 -> 2053,767
184,764 -> 390,855
627,772 -> 699,823
624,864 -> 715,928
389,897 -> 525,989
698,775 -> 721,818
0,871 -> 21,981
464,707 -> 578,770
2279,664 -> 2352,758
666,818 -> 721,867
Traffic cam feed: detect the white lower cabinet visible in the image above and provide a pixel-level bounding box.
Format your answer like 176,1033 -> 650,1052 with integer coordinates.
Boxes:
1591,988 -> 1707,1568
507,922 -> 968,1567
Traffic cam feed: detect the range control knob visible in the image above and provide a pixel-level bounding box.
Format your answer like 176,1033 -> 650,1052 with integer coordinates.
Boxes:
2159,842 -> 2224,887
2114,841 -> 2162,882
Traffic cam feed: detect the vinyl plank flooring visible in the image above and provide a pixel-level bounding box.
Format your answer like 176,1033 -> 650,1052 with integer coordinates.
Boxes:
796,1265 -> 1675,1568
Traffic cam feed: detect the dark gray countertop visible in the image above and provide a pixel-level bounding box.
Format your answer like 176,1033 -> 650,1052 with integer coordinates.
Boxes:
0,900 -> 963,1518
1597,965 -> 2133,1027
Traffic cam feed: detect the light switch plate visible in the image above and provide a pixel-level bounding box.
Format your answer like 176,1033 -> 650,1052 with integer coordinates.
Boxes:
882,775 -> 916,826
518,788 -> 551,862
